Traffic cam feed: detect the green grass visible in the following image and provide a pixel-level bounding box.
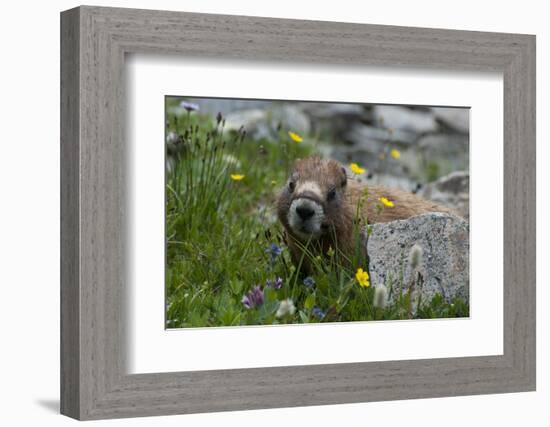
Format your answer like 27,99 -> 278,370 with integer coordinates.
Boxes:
165,98 -> 468,328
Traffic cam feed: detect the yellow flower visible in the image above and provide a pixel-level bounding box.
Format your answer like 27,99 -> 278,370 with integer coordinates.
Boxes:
230,174 -> 245,181
288,131 -> 303,143
350,163 -> 366,174
356,268 -> 370,288
390,148 -> 401,159
379,197 -> 394,208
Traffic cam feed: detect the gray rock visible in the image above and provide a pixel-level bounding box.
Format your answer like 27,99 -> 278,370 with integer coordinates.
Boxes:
346,123 -> 417,146
420,171 -> 470,219
415,133 -> 469,180
418,132 -> 468,151
367,213 -> 469,311
373,105 -> 439,134
433,107 -> 470,134
301,102 -> 366,140
322,145 -> 413,179
223,108 -> 269,134
270,104 -> 311,136
222,105 -> 311,141
299,102 -> 365,120
189,98 -> 273,116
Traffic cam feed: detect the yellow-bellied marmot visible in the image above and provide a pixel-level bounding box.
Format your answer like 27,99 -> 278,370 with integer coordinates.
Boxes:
276,156 -> 455,270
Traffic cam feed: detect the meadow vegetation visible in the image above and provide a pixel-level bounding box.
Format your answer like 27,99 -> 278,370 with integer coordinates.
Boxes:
165,98 -> 468,328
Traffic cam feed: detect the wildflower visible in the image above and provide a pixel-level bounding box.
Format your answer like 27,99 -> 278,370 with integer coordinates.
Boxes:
166,131 -> 181,145
222,154 -> 241,168
379,197 -> 394,208
266,277 -> 284,290
241,285 -> 264,309
276,299 -> 296,318
179,101 -> 200,112
266,243 -> 283,264
303,276 -> 316,288
312,307 -> 326,319
408,244 -> 424,270
373,284 -> 388,309
390,148 -> 401,159
355,268 -> 370,288
230,174 -> 245,181
350,163 -> 366,175
327,246 -> 335,257
288,131 -> 303,143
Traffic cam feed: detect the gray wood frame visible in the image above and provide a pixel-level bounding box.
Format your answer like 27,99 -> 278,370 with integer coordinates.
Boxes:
60,5 -> 536,420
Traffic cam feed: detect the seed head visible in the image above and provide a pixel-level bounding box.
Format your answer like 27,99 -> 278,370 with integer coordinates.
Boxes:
373,284 -> 388,309
408,244 -> 424,270
276,299 -> 296,318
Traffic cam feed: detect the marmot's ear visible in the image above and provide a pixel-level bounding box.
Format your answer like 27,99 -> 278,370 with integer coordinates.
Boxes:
341,167 -> 347,187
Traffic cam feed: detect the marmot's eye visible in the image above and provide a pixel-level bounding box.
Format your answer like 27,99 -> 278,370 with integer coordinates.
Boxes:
288,181 -> 295,193
327,188 -> 336,201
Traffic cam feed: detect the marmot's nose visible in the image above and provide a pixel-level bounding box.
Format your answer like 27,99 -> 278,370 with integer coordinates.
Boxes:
296,205 -> 315,220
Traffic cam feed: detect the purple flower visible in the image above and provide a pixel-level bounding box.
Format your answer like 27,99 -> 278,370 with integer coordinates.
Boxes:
266,243 -> 283,257
266,243 -> 283,264
312,307 -> 326,319
266,277 -> 283,290
241,285 -> 264,309
303,276 -> 316,288
179,101 -> 200,112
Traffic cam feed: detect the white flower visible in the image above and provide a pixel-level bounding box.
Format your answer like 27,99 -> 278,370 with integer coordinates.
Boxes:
222,154 -> 242,168
408,243 -> 424,270
166,131 -> 180,145
276,299 -> 296,318
373,284 -> 388,309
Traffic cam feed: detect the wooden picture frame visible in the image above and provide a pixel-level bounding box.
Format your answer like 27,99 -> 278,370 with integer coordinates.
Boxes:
60,5 -> 536,420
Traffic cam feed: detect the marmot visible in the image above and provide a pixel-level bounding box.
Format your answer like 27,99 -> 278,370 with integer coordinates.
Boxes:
276,156 -> 455,270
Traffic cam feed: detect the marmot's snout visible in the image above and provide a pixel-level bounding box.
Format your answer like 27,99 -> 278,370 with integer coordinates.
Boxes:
288,194 -> 326,240
277,157 -> 347,244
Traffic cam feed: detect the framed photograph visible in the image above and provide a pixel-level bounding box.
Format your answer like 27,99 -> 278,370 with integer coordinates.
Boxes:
61,6 -> 536,420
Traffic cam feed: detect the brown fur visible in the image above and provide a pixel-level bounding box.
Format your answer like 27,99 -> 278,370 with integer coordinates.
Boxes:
276,157 -> 455,270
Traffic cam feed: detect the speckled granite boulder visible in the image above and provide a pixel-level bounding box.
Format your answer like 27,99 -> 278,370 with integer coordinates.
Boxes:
366,213 -> 469,306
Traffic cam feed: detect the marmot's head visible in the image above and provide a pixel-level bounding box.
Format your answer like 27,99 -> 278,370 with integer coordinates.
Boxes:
277,157 -> 348,241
